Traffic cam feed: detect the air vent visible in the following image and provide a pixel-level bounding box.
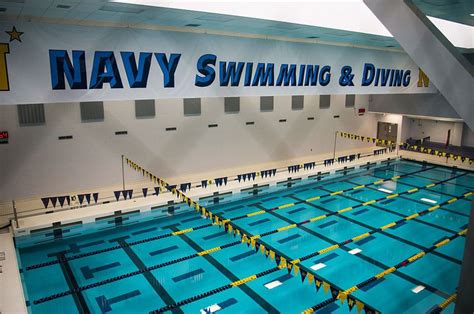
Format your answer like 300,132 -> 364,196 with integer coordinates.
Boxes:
208,124 -> 218,128
279,119 -> 287,123
99,4 -> 144,14
306,36 -> 319,39
2,0 -> 24,3
185,23 -> 201,27
165,127 -> 177,131
18,104 -> 45,126
80,102 -> 104,122
56,4 -> 71,9
0,8 -> 6,12
115,131 -> 128,135
333,115 -> 340,119
246,121 -> 255,125
58,135 -> 73,140
319,95 -> 330,109
260,96 -> 274,112
307,117 -> 315,120
385,45 -> 395,48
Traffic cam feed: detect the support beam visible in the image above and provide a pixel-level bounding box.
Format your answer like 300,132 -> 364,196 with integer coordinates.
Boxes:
364,0 -> 474,130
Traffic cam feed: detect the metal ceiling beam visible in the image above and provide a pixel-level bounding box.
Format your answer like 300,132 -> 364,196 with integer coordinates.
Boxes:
364,0 -> 474,131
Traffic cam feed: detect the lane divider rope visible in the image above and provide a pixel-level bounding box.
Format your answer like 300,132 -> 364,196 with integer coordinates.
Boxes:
26,161 -> 436,270
301,229 -> 467,313
428,293 -> 457,314
32,182 -> 472,311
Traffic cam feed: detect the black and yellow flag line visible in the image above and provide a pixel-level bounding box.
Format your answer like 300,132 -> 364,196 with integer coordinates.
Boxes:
428,293 -> 457,314
148,192 -> 472,313
26,157 -> 433,271
31,185 -> 471,308
302,229 -> 468,314
338,131 -> 474,164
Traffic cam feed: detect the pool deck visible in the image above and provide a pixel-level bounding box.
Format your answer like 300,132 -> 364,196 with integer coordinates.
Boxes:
0,228 -> 27,314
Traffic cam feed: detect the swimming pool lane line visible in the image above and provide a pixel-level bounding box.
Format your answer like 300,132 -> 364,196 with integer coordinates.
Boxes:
165,225 -> 279,313
301,229 -> 468,314
31,188 -> 471,309
113,237 -> 184,314
56,252 -> 91,314
146,191 -> 471,313
428,293 -> 457,314
25,164 -> 436,271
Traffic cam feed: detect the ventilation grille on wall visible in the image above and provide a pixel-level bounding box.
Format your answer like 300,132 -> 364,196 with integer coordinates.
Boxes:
17,104 -> 45,126
58,135 -> 73,140
320,95 -> 331,109
184,98 -> 201,116
345,94 -> 355,108
135,99 -> 155,118
225,97 -> 240,113
99,4 -> 144,14
80,102 -> 104,122
260,96 -> 274,112
292,95 -> 304,110
115,131 -> 128,135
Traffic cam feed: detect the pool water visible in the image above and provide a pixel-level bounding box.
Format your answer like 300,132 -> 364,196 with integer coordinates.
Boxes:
15,159 -> 473,314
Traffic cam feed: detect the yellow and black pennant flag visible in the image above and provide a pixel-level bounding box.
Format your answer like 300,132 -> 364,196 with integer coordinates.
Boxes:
315,280 -> 322,291
300,268 -> 307,282
307,273 -> 314,284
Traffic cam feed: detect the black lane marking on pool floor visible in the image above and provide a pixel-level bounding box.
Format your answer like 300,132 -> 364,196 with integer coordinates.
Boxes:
253,204 -> 451,299
113,237 -> 184,314
296,193 -> 463,265
25,162 -> 435,271
166,225 -> 279,313
96,290 -> 141,312
342,175 -> 471,239
341,179 -> 468,235
56,253 -> 91,314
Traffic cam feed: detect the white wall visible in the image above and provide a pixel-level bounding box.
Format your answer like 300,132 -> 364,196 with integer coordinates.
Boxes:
461,123 -> 474,147
0,95 -> 379,201
403,118 -> 464,146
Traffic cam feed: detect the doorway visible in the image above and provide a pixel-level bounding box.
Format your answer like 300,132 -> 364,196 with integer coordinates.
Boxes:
376,122 -> 398,147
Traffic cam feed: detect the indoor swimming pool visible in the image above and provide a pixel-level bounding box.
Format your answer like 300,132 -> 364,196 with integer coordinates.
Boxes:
14,159 -> 473,313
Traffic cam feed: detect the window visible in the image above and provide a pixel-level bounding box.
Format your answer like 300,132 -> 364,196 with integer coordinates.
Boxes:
135,99 -> 155,118
292,95 -> 304,110
260,96 -> 274,112
319,95 -> 330,109
183,98 -> 201,116
18,104 -> 45,126
80,102 -> 104,122
224,97 -> 240,113
345,94 -> 355,108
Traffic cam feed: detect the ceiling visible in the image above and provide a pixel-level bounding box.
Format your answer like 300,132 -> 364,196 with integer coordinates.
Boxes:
0,0 -> 402,50
413,0 -> 474,27
0,0 -> 471,50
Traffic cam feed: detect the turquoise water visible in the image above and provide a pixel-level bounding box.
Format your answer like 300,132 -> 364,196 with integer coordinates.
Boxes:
15,159 -> 473,313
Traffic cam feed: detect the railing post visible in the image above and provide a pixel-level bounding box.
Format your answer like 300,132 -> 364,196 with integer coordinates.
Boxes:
121,154 -> 125,190
12,200 -> 19,228
333,131 -> 338,160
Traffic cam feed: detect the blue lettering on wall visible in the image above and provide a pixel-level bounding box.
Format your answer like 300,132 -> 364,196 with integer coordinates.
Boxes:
155,53 -> 181,88
120,52 -> 152,88
361,63 -> 375,86
319,65 -> 331,86
50,50 -> 87,90
276,64 -> 297,86
252,63 -> 274,86
219,62 -> 245,86
89,51 -> 123,89
195,54 -> 216,87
